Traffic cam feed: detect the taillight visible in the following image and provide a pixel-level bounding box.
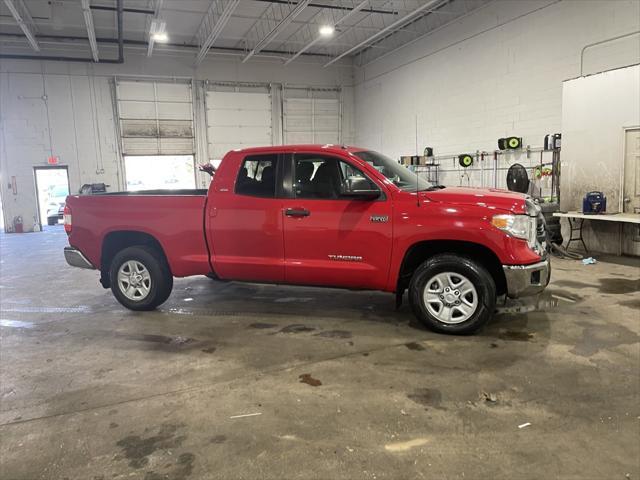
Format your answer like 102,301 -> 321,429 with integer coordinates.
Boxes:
63,205 -> 72,234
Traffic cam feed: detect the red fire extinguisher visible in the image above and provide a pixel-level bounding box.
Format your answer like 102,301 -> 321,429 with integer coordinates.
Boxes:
13,216 -> 23,233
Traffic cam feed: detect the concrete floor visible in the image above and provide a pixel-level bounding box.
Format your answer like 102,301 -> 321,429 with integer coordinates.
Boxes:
0,227 -> 639,480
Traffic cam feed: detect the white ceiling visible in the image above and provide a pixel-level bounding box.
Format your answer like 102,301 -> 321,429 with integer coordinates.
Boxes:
0,0 -> 491,65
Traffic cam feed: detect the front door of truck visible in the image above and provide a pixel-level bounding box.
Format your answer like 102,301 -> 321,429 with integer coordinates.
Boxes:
282,153 -> 393,290
209,153 -> 285,282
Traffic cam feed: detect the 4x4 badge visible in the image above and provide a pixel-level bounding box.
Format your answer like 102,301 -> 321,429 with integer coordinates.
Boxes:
370,215 -> 388,223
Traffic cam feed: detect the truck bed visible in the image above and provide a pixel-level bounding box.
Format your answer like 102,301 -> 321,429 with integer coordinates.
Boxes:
66,191 -> 211,277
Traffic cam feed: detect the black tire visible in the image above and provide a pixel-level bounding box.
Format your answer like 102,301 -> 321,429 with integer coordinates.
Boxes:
47,217 -> 57,226
546,223 -> 563,244
408,254 -> 496,335
109,246 -> 173,311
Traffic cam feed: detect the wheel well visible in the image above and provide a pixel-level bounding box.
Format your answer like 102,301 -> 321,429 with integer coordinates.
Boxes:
100,231 -> 169,288
397,240 -> 507,296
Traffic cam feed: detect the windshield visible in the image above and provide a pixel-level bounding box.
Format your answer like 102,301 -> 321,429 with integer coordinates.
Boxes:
353,150 -> 432,191
49,186 -> 69,198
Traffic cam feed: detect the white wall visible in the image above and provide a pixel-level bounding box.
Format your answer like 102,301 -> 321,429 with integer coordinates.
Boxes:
0,51 -> 354,232
560,65 -> 640,255
354,0 -> 640,168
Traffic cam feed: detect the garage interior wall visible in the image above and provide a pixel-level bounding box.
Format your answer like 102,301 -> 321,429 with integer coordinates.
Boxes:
560,65 -> 640,256
0,55 -> 353,232
354,0 -> 640,165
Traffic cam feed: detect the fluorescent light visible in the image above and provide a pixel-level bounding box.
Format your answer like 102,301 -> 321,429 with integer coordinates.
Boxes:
152,32 -> 168,42
319,25 -> 335,37
150,18 -> 168,42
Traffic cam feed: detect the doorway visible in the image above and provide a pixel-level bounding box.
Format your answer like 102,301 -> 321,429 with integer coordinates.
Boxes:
623,127 -> 640,214
34,167 -> 70,229
0,188 -> 4,232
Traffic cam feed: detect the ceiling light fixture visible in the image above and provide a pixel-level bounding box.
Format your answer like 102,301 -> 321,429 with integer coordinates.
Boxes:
150,18 -> 168,43
319,25 -> 335,37
152,32 -> 168,42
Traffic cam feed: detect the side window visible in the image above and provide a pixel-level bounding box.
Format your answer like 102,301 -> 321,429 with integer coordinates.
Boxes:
294,154 -> 378,199
236,154 -> 278,198
339,161 -> 378,191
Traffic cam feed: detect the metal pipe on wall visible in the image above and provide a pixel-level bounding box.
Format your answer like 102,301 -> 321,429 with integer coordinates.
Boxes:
580,30 -> 640,76
116,0 -> 123,63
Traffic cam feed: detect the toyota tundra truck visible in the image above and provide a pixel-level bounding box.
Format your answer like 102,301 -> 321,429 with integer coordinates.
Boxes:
63,145 -> 550,334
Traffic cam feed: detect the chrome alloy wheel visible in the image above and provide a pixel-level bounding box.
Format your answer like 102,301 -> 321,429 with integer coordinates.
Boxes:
423,272 -> 478,324
117,260 -> 151,301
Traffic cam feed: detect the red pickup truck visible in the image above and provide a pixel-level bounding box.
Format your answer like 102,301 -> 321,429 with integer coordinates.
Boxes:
64,145 -> 549,334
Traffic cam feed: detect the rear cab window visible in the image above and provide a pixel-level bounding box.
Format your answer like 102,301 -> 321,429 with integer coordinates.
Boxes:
235,154 -> 279,198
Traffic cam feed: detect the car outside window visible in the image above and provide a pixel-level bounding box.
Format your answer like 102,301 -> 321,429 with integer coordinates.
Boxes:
236,154 -> 278,197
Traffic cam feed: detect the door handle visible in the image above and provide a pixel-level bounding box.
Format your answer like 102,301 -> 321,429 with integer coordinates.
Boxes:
285,208 -> 310,217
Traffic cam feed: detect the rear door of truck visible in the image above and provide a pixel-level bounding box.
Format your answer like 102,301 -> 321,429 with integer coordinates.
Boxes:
206,151 -> 286,282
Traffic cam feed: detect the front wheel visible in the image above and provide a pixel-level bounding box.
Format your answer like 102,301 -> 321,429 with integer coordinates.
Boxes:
109,246 -> 173,311
409,254 -> 496,335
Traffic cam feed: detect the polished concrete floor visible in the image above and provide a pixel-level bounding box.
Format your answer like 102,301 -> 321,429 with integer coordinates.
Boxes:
1,226 -> 639,479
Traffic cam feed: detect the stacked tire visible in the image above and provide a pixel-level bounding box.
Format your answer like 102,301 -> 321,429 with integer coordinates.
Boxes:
540,202 -> 562,245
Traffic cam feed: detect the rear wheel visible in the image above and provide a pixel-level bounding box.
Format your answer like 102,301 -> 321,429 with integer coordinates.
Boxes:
109,246 -> 173,311
47,217 -> 57,226
409,254 -> 496,335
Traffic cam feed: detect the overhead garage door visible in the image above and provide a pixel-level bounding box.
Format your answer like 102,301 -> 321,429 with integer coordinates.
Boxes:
116,80 -> 195,155
283,88 -> 341,144
205,88 -> 272,162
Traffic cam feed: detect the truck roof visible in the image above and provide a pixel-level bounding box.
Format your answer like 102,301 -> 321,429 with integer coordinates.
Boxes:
233,144 -> 367,155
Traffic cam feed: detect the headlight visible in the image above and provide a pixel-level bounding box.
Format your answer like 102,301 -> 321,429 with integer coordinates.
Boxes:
492,214 -> 537,247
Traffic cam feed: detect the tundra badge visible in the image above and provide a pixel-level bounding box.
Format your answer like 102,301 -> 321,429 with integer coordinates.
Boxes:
328,255 -> 363,262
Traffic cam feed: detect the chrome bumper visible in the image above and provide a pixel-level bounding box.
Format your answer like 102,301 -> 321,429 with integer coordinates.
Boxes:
503,258 -> 550,298
64,247 -> 95,270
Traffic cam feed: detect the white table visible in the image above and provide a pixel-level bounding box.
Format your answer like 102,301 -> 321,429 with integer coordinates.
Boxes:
553,211 -> 640,254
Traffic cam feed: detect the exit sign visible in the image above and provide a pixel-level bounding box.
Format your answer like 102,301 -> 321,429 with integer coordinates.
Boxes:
47,156 -> 59,165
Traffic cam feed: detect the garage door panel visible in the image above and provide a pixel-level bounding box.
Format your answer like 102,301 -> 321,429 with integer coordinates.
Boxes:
284,98 -> 312,114
205,90 -> 272,161
208,91 -> 271,110
157,102 -> 192,120
313,132 -> 340,144
285,132 -> 314,144
283,93 -> 341,144
119,100 -> 157,119
121,119 -> 158,138
284,115 -> 313,131
159,138 -> 194,154
208,125 -> 271,143
314,99 -> 340,115
208,108 -> 271,127
117,82 -> 156,101
116,80 -> 194,155
122,139 -> 194,155
122,137 -> 159,155
156,83 -> 192,102
314,115 -> 339,131
159,120 -> 193,138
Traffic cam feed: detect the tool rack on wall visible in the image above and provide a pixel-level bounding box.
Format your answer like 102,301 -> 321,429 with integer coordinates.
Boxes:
414,146 -> 561,203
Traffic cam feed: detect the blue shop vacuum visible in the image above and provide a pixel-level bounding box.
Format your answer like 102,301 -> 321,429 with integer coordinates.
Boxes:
582,191 -> 606,214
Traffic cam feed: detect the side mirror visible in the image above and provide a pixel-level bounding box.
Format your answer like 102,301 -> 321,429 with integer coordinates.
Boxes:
199,163 -> 216,177
340,178 -> 380,200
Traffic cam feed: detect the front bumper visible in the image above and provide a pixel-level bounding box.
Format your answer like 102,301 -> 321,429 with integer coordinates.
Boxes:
502,257 -> 550,298
64,247 -> 95,269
